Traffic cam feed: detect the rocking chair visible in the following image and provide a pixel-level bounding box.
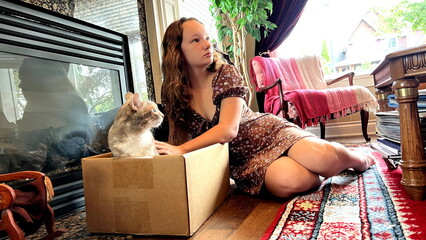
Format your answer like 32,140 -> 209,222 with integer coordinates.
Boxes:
0,171 -> 65,239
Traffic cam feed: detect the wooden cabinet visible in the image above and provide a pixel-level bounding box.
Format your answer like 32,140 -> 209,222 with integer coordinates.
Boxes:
372,44 -> 426,200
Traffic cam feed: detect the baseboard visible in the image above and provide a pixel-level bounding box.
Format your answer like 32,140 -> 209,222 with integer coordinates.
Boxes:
305,120 -> 377,139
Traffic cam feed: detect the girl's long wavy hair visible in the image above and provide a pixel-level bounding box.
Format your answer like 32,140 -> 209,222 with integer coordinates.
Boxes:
161,17 -> 226,145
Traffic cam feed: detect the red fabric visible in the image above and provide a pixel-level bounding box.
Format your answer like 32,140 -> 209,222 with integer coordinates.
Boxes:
250,56 -> 305,116
250,56 -> 305,91
284,87 -> 361,128
284,89 -> 327,126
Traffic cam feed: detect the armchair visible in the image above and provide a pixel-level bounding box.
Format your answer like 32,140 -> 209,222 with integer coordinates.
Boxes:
250,55 -> 378,141
0,171 -> 65,239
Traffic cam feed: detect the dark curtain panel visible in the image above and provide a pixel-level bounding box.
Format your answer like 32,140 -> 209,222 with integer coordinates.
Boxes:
255,0 -> 308,55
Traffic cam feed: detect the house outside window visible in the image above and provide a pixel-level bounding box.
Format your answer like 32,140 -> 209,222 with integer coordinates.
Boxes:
275,0 -> 426,78
388,37 -> 397,49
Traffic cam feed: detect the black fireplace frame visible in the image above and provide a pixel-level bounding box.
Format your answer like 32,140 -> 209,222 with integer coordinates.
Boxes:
0,0 -> 134,217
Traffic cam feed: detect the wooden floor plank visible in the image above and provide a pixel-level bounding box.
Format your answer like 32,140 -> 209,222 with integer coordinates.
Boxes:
228,201 -> 283,240
188,185 -> 262,240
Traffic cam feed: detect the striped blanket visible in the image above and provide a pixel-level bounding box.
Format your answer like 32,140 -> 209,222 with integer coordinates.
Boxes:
249,56 -> 378,128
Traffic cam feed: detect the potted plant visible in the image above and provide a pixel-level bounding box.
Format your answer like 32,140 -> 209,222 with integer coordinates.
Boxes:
209,0 -> 277,104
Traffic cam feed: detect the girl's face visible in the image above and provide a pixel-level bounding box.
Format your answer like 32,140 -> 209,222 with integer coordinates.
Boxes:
181,20 -> 213,69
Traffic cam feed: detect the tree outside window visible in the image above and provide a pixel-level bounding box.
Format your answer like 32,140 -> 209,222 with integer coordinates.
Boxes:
275,0 -> 426,77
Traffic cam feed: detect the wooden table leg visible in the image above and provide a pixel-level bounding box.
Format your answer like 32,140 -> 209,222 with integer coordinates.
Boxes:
375,88 -> 393,112
393,78 -> 426,200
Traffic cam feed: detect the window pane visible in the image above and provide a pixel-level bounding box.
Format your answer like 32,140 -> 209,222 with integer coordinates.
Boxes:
179,0 -> 219,44
74,0 -> 148,99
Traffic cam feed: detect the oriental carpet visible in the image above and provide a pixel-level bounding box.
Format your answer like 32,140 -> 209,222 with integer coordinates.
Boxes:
261,147 -> 426,240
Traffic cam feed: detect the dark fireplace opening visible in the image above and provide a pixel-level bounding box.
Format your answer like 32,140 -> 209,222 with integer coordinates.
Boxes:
0,0 -> 133,218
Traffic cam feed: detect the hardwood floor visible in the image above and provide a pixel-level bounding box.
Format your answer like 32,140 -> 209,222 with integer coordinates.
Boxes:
135,135 -> 375,240
135,183 -> 283,240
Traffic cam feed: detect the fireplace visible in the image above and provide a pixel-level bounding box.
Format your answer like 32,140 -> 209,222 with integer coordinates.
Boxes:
0,0 -> 133,217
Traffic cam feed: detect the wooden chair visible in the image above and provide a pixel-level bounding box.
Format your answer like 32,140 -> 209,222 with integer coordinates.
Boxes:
0,171 -> 65,240
250,55 -> 378,141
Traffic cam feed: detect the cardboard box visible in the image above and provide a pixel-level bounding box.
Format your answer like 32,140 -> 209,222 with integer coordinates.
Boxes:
81,143 -> 230,236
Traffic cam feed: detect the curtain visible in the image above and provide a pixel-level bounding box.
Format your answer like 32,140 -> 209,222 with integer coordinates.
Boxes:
255,0 -> 308,56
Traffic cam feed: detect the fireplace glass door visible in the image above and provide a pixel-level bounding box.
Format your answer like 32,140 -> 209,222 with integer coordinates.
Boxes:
0,54 -> 123,175
0,0 -> 134,216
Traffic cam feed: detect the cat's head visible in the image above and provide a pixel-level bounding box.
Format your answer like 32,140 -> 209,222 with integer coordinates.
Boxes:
116,92 -> 164,130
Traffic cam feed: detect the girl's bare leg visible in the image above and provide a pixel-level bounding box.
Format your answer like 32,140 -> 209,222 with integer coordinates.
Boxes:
264,136 -> 374,198
264,156 -> 323,198
288,137 -> 374,178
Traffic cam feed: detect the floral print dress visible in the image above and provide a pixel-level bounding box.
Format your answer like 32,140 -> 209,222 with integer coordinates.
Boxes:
185,64 -> 315,195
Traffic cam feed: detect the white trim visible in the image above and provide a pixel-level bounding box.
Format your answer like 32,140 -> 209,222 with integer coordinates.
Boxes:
145,0 -> 180,103
305,120 -> 377,139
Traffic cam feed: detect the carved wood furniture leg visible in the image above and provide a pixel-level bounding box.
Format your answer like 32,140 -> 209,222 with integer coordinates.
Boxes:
293,118 -> 303,129
393,78 -> 426,200
44,204 -> 56,234
320,122 -> 325,139
1,209 -> 25,240
375,88 -> 393,112
360,110 -> 370,142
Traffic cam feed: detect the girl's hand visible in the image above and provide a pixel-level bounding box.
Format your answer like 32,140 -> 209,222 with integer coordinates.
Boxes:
155,141 -> 184,155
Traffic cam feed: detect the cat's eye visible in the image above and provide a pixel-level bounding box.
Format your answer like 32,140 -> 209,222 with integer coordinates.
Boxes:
152,108 -> 158,113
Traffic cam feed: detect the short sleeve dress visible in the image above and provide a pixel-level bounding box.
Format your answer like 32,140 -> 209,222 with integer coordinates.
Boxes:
184,64 -> 315,195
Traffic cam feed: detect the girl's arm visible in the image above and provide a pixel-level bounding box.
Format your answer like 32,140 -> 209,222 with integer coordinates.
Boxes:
155,96 -> 244,155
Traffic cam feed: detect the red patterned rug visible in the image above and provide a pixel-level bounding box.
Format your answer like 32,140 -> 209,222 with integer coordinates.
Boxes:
261,146 -> 426,240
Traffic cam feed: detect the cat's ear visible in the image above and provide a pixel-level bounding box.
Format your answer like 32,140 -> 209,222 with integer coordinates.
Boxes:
131,92 -> 141,111
125,92 -> 134,101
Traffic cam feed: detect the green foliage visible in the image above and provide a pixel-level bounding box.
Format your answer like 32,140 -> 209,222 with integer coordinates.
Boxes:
209,0 -> 277,58
321,40 -> 330,62
209,0 -> 277,103
357,62 -> 373,71
74,65 -> 115,114
376,0 -> 426,34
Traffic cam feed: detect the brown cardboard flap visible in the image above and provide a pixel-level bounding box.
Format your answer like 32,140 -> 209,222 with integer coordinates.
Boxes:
183,143 -> 230,234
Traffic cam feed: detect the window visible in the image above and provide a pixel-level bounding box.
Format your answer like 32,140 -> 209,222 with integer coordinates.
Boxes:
388,37 -> 397,49
275,0 -> 426,77
179,0 -> 218,43
74,0 -> 148,99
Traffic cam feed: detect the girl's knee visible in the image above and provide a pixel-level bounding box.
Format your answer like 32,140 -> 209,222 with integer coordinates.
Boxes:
265,168 -> 322,198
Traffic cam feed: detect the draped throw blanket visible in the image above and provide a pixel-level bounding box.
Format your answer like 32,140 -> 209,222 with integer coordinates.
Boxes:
284,86 -> 378,127
250,56 -> 378,128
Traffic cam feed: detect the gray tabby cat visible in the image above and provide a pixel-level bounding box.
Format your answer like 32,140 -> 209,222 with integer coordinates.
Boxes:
108,92 -> 164,157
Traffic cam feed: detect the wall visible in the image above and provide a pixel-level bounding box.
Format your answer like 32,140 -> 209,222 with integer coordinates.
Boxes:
21,0 -> 74,16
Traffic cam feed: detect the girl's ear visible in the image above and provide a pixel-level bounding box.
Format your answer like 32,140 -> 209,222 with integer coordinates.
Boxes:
131,92 -> 141,111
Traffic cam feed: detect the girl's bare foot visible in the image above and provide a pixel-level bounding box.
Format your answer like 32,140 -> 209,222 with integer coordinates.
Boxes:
350,149 -> 376,171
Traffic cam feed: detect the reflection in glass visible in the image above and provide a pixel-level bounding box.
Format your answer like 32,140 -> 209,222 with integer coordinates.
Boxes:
0,54 -> 122,175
